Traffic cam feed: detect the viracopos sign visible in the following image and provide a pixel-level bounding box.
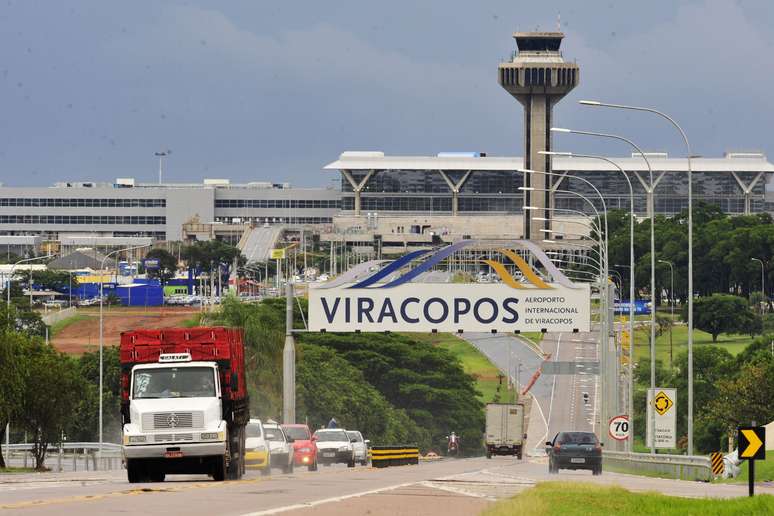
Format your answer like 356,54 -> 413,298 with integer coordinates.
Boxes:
309,240 -> 591,333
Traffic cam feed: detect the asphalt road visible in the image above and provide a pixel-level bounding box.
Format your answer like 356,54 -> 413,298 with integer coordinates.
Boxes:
463,329 -> 599,452
2,457 -> 770,515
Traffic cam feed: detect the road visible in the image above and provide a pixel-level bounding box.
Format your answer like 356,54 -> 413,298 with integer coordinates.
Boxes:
2,457 -> 770,515
463,329 -> 599,452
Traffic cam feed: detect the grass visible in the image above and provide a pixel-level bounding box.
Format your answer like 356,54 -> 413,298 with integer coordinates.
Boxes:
49,314 -> 92,336
483,482 -> 774,516
0,467 -> 36,474
631,324 -> 754,366
180,313 -> 203,327
520,332 -> 544,344
410,332 -> 516,404
718,456 -> 774,484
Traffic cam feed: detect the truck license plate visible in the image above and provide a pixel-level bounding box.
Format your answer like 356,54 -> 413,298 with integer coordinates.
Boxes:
165,451 -> 183,458
570,458 -> 585,464
323,452 -> 335,458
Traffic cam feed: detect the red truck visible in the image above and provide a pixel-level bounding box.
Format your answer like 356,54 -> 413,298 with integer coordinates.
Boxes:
120,327 -> 249,482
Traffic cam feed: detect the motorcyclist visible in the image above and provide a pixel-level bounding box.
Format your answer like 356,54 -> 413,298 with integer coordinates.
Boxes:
447,432 -> 460,455
327,417 -> 339,429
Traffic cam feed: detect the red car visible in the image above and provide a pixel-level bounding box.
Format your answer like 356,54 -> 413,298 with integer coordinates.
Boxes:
281,424 -> 318,471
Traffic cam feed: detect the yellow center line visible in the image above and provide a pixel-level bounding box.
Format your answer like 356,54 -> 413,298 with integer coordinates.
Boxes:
0,477 -> 268,510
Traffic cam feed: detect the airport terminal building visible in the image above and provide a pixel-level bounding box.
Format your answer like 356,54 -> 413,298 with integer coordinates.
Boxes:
322,150 -> 774,254
0,178 -> 340,244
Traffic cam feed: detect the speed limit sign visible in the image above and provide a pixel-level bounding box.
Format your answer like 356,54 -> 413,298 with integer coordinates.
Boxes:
608,415 -> 630,440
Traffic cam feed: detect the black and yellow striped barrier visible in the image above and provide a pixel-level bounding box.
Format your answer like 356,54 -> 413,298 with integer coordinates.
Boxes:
370,445 -> 420,468
710,452 -> 724,476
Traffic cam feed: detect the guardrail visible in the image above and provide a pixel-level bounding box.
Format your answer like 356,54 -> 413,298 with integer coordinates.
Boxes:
3,442 -> 123,472
603,450 -> 712,481
370,445 -> 420,468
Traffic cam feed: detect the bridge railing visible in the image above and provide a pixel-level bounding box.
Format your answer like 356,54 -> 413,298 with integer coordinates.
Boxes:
3,442 -> 123,472
603,450 -> 712,481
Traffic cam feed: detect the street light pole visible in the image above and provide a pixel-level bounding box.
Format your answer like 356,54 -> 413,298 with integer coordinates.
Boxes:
155,150 -> 171,185
542,150 -> 637,449
658,260 -> 675,368
553,126 -> 657,453
99,243 -> 150,466
579,100 -> 695,455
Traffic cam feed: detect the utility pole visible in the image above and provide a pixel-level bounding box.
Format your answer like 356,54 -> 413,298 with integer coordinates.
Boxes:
283,283 -> 295,424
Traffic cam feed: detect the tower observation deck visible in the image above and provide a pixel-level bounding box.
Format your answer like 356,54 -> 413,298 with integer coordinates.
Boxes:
498,32 -> 578,240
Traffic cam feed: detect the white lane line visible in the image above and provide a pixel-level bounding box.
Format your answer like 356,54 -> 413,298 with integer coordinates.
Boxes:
545,333 -> 562,434
239,481 -> 417,515
531,390 -> 549,455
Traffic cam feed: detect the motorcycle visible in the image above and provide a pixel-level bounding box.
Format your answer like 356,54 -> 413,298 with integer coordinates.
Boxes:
446,433 -> 460,457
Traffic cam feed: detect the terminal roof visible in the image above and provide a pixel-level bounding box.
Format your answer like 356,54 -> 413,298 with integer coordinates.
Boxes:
325,152 -> 774,173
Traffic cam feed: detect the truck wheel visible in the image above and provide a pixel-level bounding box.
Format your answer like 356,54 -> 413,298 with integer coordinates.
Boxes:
347,458 -> 355,468
127,459 -> 142,483
309,461 -> 318,472
212,456 -> 227,481
150,471 -> 165,483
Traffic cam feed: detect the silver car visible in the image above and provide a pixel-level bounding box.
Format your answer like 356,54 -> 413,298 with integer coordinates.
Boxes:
346,430 -> 370,466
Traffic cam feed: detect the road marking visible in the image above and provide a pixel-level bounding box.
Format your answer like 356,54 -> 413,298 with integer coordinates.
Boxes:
545,333 -> 562,436
0,477 -> 269,510
239,481 -> 417,515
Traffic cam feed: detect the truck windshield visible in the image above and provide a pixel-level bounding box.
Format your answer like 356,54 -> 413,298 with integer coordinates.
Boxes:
133,367 -> 216,399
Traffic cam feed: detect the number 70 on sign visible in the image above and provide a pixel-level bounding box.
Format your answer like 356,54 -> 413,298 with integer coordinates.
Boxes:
609,415 -> 630,441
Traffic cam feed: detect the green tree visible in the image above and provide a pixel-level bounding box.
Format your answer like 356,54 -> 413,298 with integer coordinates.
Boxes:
31,270 -> 78,292
0,330 -> 30,468
297,343 -> 425,446
301,331 -> 485,454
706,359 -> 774,452
18,343 -> 82,469
682,294 -> 756,342
669,346 -> 735,453
143,248 -> 178,283
68,347 -> 122,442
0,302 -> 47,337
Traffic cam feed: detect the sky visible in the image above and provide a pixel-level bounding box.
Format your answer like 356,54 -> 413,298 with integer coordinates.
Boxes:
1,0 -> 772,187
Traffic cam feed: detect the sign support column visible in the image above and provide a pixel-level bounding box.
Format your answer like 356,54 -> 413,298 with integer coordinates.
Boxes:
283,282 -> 295,424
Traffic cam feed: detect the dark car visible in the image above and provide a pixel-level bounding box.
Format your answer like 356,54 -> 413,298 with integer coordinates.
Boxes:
545,431 -> 603,475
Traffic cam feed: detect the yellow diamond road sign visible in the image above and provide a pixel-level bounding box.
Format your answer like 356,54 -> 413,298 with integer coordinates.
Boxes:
653,390 -> 673,416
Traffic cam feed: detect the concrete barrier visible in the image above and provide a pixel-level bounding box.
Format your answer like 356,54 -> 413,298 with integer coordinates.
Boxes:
603,450 -> 712,481
42,306 -> 77,325
370,445 -> 420,468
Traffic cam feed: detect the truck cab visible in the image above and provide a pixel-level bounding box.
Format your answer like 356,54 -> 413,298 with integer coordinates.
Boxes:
123,354 -> 231,482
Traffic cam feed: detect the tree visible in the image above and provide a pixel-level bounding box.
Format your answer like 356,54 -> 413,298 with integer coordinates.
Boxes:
669,346 -> 735,452
0,331 -> 30,468
0,302 -> 47,337
682,294 -> 756,342
68,347 -> 122,442
707,359 -> 774,452
31,270 -> 78,292
18,343 -> 82,469
181,240 -> 244,274
296,343 -> 425,446
143,248 -> 178,283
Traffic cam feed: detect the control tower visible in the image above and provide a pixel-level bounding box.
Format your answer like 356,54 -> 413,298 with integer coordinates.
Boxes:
498,32 -> 578,240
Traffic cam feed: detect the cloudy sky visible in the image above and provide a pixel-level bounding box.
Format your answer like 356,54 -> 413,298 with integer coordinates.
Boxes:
1,0 -> 772,186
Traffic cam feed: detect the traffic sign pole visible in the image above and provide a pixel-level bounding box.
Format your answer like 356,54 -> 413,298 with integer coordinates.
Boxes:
749,420 -> 756,498
749,458 -> 754,497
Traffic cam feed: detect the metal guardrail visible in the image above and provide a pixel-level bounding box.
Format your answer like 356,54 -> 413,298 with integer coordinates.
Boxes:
3,442 -> 123,472
603,450 -> 712,481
